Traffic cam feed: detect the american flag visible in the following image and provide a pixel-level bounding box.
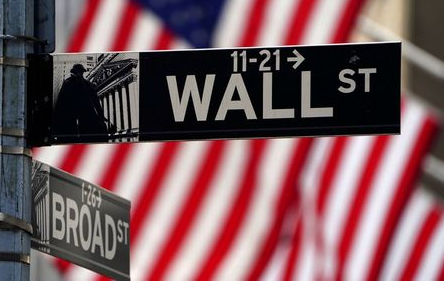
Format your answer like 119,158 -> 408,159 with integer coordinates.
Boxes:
32,0 -> 443,280
276,100 -> 440,280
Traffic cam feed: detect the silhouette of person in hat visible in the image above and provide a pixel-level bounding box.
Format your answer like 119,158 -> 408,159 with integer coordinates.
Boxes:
53,63 -> 109,142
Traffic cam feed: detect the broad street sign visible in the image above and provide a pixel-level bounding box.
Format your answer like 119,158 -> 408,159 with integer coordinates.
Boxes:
31,160 -> 131,280
29,42 -> 400,146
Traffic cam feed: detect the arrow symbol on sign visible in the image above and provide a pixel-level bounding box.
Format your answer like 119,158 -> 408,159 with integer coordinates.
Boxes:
287,49 -> 305,69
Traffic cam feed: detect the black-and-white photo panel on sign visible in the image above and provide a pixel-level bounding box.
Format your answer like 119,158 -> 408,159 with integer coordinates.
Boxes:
52,53 -> 140,144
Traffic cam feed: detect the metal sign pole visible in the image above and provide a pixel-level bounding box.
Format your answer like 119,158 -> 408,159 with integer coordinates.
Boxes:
0,0 -> 34,280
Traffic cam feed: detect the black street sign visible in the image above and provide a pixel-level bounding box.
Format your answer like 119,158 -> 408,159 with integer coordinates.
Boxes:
31,160 -> 131,280
28,42 -> 400,146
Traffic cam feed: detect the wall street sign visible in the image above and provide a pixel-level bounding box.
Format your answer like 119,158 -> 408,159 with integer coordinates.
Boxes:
28,42 -> 400,146
31,160 -> 131,280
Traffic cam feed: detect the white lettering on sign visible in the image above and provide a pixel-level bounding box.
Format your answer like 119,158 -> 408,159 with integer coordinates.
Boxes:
51,190 -> 129,261
301,71 -> 333,118
338,68 -> 377,93
92,209 -> 104,257
80,204 -> 92,250
215,73 -> 257,121
359,68 -> 377,92
231,49 -> 281,72
52,192 -> 65,241
166,75 -> 215,122
263,72 -> 294,119
166,71 -> 338,121
105,214 -> 117,260
66,197 -> 79,246
338,69 -> 356,94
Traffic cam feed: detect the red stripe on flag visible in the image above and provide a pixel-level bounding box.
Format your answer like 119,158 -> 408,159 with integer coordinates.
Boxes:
110,0 -> 141,51
399,207 -> 443,280
195,140 -> 268,280
331,0 -> 367,43
98,144 -> 133,189
153,28 -> 174,50
55,259 -> 71,274
239,0 -> 271,47
147,141 -> 226,280
367,117 -> 438,280
58,145 -> 89,173
335,135 -> 391,280
97,274 -> 112,281
246,138 -> 313,280
67,0 -> 102,52
316,137 -> 348,215
438,260 -> 444,281
283,213 -> 304,280
285,0 -> 319,44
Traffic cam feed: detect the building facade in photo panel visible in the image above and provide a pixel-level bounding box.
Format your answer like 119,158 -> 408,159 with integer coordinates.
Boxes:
52,53 -> 139,143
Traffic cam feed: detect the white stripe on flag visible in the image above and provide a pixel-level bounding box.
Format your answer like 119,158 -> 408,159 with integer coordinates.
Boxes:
302,0 -> 349,44
65,265 -> 96,281
73,144 -> 115,185
127,9 -> 163,50
83,0 -> 127,52
170,37 -> 193,50
212,0 -> 255,47
257,0 -> 301,46
113,143 -> 161,204
300,138 -> 334,204
261,243 -> 292,280
33,145 -> 71,168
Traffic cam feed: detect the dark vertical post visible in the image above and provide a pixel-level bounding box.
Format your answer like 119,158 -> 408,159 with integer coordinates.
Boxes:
0,0 -> 33,280
410,1 -> 444,196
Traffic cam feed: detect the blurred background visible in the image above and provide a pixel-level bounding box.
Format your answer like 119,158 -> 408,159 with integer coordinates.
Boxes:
30,0 -> 444,280
353,0 -> 444,201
